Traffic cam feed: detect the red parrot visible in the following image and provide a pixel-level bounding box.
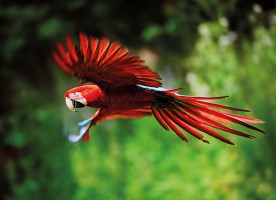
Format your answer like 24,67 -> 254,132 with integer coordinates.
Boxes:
52,33 -> 265,144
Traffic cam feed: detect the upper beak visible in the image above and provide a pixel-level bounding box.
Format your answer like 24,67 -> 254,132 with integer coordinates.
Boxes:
66,97 -> 76,112
65,97 -> 86,112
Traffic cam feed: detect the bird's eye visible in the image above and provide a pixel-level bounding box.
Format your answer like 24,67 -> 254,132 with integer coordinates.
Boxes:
68,92 -> 84,101
71,92 -> 79,97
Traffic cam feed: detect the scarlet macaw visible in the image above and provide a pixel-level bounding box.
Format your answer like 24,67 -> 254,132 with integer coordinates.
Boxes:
52,33 -> 265,144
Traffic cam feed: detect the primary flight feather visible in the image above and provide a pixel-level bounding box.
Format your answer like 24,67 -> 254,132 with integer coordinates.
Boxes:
52,33 -> 265,144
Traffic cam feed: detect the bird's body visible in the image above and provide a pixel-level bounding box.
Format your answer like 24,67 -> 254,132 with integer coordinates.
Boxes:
53,33 -> 265,144
66,84 -> 153,110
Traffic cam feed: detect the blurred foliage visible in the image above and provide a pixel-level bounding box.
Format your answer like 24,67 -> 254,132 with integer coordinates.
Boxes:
0,0 -> 275,200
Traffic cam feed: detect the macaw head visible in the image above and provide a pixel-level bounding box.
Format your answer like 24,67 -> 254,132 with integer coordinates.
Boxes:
64,85 -> 101,112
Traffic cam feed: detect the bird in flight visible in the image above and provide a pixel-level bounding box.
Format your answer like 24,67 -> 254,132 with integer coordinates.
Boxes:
52,33 -> 265,144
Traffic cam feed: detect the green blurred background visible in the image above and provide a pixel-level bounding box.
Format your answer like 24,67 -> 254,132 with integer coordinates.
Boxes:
0,0 -> 275,199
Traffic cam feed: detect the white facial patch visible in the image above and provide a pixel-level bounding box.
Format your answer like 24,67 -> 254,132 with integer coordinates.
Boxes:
68,92 -> 87,105
69,92 -> 82,100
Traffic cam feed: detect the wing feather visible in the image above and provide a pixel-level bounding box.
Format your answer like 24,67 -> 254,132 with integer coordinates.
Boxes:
79,33 -> 89,60
65,35 -> 78,62
53,33 -> 161,90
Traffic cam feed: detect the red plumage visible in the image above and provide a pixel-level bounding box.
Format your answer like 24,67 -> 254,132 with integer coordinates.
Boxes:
53,33 -> 265,144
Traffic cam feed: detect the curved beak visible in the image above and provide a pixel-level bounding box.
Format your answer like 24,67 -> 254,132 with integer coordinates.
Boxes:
66,97 -> 76,112
65,97 -> 87,112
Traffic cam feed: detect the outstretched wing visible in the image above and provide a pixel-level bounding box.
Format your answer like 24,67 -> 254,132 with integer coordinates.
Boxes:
52,33 -> 161,90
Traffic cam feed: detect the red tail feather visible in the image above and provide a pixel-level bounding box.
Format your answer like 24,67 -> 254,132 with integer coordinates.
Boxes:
152,91 -> 265,145
158,109 -> 189,142
151,107 -> 169,131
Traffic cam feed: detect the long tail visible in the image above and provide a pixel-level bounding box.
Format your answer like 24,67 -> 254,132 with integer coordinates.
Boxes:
151,89 -> 265,145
